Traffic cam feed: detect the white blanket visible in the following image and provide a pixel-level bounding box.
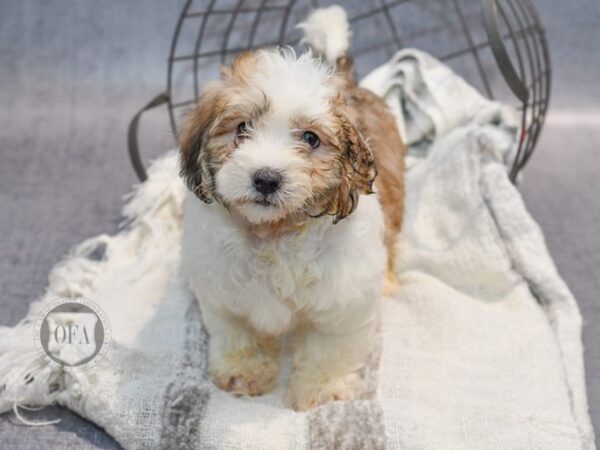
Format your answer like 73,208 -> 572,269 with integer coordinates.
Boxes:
0,49 -> 594,449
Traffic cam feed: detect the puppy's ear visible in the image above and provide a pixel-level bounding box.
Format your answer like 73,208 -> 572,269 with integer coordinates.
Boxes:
178,82 -> 222,203
329,109 -> 377,223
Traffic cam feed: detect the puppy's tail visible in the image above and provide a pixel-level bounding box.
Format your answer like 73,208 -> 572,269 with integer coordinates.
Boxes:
297,5 -> 353,77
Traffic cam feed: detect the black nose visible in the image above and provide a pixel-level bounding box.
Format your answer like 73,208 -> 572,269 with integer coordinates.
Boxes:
253,168 -> 282,195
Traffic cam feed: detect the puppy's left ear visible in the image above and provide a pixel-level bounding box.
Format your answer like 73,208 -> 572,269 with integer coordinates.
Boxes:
330,110 -> 377,223
178,81 -> 222,203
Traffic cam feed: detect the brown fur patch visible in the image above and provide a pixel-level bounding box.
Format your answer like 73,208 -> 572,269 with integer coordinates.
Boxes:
342,86 -> 406,277
221,50 -> 261,86
179,81 -> 226,202
328,51 -> 406,276
319,103 -> 378,224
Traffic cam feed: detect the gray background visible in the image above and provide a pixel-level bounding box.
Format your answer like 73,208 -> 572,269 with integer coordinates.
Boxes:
0,0 -> 598,448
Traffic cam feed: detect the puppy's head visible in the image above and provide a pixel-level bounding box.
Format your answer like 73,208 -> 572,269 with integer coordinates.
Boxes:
179,48 -> 376,224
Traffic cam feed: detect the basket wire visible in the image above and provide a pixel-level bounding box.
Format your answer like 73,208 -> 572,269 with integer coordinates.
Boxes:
131,0 -> 551,183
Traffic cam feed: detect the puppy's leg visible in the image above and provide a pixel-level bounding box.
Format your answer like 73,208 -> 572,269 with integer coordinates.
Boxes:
203,308 -> 279,396
286,321 -> 376,411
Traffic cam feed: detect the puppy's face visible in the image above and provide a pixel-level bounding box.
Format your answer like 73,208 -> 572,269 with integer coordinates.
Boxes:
179,49 -> 376,224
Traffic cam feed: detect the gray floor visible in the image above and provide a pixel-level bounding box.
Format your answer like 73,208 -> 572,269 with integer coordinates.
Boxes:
0,0 -> 598,448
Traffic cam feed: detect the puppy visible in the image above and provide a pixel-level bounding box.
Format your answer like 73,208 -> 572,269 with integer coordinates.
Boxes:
179,6 -> 405,411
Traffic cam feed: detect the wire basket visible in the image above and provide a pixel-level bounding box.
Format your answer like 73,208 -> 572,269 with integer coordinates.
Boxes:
128,0 -> 551,183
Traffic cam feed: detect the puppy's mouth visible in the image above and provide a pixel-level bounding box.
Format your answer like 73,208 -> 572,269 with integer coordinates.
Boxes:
253,199 -> 276,207
234,195 -> 280,209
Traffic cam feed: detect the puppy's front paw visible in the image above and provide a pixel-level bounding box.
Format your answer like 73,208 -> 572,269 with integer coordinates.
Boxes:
285,370 -> 364,411
210,346 -> 279,397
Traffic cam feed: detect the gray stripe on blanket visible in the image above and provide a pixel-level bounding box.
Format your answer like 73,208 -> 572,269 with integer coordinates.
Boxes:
308,400 -> 386,450
159,299 -> 211,450
308,325 -> 386,450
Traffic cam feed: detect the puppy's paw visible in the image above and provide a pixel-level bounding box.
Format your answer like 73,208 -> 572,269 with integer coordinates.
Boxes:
210,347 -> 279,397
383,269 -> 401,297
285,370 -> 364,411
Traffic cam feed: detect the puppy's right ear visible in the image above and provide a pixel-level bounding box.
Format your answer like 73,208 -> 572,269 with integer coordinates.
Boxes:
178,82 -> 222,203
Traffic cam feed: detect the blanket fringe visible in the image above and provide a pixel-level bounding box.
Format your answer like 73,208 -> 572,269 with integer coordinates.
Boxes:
0,325 -> 57,420
0,151 -> 185,423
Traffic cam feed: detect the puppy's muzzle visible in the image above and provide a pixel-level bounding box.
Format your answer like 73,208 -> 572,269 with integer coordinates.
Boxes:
253,168 -> 282,195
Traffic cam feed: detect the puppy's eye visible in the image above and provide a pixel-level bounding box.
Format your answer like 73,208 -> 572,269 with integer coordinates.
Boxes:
236,122 -> 249,137
302,131 -> 320,149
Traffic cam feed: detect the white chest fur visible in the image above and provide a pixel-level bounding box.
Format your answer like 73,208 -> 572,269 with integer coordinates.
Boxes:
181,192 -> 386,336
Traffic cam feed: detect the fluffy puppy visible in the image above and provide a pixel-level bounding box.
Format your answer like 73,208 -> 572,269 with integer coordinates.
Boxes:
179,6 -> 405,411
